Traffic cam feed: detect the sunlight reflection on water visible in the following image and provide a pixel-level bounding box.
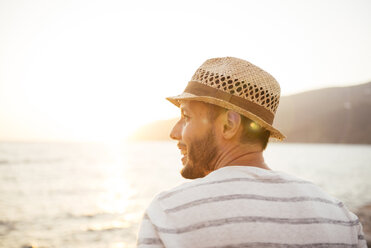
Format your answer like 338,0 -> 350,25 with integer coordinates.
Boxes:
0,141 -> 370,248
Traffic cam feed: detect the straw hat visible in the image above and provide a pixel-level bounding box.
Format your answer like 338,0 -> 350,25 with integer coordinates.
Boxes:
166,57 -> 285,141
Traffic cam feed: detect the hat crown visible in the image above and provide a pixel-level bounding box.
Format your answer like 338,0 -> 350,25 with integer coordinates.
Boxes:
191,57 -> 281,114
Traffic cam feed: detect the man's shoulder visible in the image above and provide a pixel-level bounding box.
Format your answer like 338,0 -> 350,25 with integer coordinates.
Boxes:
145,166 -> 348,227
146,167 -> 230,210
153,166 -> 242,200
148,166 -> 317,209
153,177 -> 206,204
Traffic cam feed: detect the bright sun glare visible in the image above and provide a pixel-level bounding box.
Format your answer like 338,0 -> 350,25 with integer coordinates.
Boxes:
0,0 -> 370,142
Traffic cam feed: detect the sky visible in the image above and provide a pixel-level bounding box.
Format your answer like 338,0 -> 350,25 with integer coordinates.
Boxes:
0,0 -> 370,142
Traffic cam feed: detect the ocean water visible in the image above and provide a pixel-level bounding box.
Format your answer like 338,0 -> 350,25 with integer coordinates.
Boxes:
0,142 -> 370,248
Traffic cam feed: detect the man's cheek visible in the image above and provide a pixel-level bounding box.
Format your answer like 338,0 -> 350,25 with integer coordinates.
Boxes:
181,124 -> 191,141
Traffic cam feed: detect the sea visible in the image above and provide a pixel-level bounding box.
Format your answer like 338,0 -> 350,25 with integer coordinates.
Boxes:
0,141 -> 370,248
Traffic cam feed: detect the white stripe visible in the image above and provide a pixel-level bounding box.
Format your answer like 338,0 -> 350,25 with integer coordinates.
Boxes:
159,177 -> 312,200
159,180 -> 336,211
158,222 -> 358,247
164,194 -> 342,213
154,216 -> 359,234
204,242 -> 357,248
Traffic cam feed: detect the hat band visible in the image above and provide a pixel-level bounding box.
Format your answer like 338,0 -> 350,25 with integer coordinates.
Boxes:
184,81 -> 274,124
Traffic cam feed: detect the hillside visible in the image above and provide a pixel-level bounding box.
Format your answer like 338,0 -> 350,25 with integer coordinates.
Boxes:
274,82 -> 371,143
131,82 -> 371,144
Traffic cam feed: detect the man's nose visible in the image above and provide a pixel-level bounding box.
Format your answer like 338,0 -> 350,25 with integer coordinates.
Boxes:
170,121 -> 182,140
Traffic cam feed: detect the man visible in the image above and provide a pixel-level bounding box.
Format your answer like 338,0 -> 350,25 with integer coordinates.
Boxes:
137,57 -> 367,247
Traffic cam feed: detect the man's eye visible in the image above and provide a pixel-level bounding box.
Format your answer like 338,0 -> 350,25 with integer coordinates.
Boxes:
183,115 -> 190,120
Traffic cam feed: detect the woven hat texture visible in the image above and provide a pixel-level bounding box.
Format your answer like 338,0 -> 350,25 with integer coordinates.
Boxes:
167,57 -> 285,140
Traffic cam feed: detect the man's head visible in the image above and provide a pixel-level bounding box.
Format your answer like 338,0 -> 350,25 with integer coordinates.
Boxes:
170,100 -> 270,179
206,103 -> 271,150
167,57 -> 284,178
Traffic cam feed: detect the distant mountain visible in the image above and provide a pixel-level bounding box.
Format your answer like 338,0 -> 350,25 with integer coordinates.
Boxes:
274,82 -> 371,144
130,82 -> 371,144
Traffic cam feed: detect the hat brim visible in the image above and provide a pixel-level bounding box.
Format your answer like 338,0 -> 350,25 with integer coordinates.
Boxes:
166,92 -> 286,141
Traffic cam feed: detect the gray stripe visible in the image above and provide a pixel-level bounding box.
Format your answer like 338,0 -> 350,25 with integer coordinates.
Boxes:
205,242 -> 357,248
137,238 -> 163,245
165,194 -> 342,213
358,234 -> 365,240
159,177 -> 311,200
154,216 -> 359,234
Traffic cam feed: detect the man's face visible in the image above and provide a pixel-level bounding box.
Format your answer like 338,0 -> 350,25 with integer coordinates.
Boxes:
170,100 -> 219,179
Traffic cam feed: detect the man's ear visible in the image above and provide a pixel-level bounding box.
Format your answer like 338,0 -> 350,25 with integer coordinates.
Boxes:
222,110 -> 241,140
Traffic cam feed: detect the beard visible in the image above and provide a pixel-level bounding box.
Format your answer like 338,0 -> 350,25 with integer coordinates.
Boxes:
181,128 -> 218,179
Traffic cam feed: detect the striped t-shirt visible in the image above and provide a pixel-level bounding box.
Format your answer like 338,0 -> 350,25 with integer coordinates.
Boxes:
137,166 -> 367,247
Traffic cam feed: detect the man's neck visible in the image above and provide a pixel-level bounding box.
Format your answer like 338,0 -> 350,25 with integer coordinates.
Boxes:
212,144 -> 270,171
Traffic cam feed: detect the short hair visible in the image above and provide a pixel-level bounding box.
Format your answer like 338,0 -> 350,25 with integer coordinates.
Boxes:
239,115 -> 270,150
205,102 -> 270,150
